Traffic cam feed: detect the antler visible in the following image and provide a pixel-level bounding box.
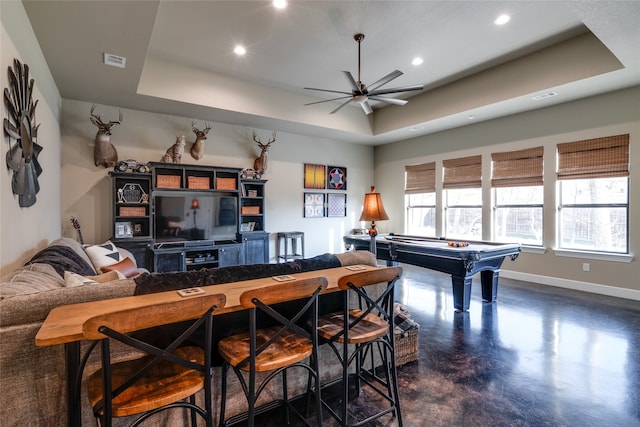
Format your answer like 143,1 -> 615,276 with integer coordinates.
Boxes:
192,121 -> 212,135
253,131 -> 276,149
90,104 -> 122,129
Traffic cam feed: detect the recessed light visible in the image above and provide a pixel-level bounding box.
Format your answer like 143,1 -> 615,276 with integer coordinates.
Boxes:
494,14 -> 511,25
468,115 -> 475,120
234,45 -> 247,56
531,91 -> 558,101
412,57 -> 423,66
273,0 -> 287,9
409,126 -> 424,132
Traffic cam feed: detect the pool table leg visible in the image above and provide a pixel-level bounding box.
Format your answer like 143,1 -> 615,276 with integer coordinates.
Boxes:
480,269 -> 500,302
451,275 -> 473,311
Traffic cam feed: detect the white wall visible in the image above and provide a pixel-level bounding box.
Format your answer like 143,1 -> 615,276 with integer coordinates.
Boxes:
0,1 -> 61,276
60,99 -> 374,262
374,87 -> 640,296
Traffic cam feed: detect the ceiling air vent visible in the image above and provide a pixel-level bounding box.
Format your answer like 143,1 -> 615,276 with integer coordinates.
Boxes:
531,91 -> 557,101
103,53 -> 126,68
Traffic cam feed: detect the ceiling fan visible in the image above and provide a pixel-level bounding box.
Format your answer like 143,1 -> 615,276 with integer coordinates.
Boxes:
304,33 -> 424,115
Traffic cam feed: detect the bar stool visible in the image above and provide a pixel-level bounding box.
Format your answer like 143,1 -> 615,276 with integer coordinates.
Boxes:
275,231 -> 305,263
218,276 -> 327,427
314,267 -> 403,427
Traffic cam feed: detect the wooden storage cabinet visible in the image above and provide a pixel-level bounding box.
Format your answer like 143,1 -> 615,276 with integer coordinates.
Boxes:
240,179 -> 267,233
151,162 -> 239,191
110,171 -> 152,244
241,231 -> 269,264
111,164 -> 268,273
116,240 -> 153,271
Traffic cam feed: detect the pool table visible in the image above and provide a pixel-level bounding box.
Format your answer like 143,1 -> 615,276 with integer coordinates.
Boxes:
343,234 -> 521,311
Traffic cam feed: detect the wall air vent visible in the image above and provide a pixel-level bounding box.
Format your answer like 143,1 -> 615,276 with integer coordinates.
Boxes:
103,53 -> 126,68
531,91 -> 557,101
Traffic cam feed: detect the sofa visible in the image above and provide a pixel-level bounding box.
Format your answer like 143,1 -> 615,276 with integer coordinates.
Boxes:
0,237 -> 378,426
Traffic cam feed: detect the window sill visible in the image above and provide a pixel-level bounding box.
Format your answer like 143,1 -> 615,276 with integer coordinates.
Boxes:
522,245 -> 546,254
552,248 -> 634,263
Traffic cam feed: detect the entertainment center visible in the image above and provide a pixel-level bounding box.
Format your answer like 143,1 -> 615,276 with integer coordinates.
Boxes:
110,162 -> 269,272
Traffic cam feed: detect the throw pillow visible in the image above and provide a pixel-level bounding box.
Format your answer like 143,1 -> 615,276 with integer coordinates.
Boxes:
63,270 -> 120,287
101,257 -> 139,278
84,241 -> 122,271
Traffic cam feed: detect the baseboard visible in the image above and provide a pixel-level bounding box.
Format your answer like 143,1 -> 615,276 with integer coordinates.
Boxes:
500,270 -> 640,301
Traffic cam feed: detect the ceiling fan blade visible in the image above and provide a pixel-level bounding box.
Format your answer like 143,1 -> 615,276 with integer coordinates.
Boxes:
330,99 -> 353,115
304,87 -> 352,96
342,71 -> 361,92
360,101 -> 373,115
304,96 -> 352,106
367,70 -> 403,92
368,96 -> 408,106
368,84 -> 424,96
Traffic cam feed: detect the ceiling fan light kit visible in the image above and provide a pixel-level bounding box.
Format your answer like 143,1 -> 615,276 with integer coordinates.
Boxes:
304,33 -> 424,115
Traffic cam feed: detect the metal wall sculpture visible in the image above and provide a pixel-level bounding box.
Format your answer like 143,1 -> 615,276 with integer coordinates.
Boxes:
3,59 -> 43,207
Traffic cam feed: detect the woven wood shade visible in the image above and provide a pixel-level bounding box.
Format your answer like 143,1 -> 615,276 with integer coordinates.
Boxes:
491,146 -> 544,187
557,134 -> 629,180
442,155 -> 482,189
405,162 -> 436,193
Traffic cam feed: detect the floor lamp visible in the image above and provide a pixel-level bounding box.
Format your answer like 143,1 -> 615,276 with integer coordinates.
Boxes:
359,186 -> 389,256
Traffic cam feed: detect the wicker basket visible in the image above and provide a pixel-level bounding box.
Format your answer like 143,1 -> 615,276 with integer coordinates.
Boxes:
216,177 -> 237,190
241,206 -> 260,215
156,175 -> 181,188
119,206 -> 146,217
187,176 -> 210,189
395,327 -> 419,366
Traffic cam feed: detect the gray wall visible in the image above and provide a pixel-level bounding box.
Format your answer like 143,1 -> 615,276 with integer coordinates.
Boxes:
59,99 -> 374,262
374,86 -> 640,296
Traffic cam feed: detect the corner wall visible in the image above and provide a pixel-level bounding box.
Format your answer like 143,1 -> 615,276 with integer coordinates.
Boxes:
374,87 -> 640,295
0,1 -> 61,276
60,99 -> 374,261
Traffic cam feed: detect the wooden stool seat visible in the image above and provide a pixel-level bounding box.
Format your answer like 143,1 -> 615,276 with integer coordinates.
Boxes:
219,325 -> 312,372
88,346 -> 204,417
218,277 -> 327,427
317,310 -> 389,344
82,293 -> 225,427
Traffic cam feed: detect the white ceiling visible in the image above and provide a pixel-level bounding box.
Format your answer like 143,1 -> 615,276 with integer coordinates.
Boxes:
22,0 -> 640,145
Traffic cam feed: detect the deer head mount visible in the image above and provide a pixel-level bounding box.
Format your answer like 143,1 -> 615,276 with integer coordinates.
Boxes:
89,104 -> 122,168
190,121 -> 211,160
252,131 -> 276,175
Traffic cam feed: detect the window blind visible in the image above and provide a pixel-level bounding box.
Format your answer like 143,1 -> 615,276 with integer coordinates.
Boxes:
491,146 -> 544,187
557,134 -> 629,180
442,155 -> 482,189
405,162 -> 436,193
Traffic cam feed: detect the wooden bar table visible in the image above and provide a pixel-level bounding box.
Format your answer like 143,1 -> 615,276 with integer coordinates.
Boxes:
35,264 -> 378,427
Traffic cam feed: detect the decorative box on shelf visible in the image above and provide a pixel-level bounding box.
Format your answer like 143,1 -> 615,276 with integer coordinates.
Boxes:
187,176 -> 210,189
118,206 -> 146,217
216,177 -> 237,190
247,189 -> 258,197
241,206 -> 260,215
156,175 -> 181,188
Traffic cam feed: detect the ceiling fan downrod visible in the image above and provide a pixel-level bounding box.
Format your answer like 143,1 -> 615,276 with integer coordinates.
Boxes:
354,33 -> 365,91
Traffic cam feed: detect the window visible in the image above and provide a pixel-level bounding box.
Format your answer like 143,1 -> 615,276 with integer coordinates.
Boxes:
405,162 -> 436,236
406,193 -> 436,236
445,188 -> 482,238
443,155 -> 482,239
491,147 -> 544,245
557,134 -> 629,253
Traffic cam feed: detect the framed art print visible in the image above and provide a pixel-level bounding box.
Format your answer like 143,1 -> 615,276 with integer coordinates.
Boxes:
327,166 -> 347,190
304,164 -> 326,189
304,192 -> 325,218
327,193 -> 347,217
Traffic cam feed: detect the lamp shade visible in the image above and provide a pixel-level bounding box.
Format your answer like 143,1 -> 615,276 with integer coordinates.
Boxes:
191,199 -> 200,210
359,186 -> 389,222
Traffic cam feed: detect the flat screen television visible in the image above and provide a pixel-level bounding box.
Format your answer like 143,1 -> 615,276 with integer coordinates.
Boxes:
153,191 -> 238,243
